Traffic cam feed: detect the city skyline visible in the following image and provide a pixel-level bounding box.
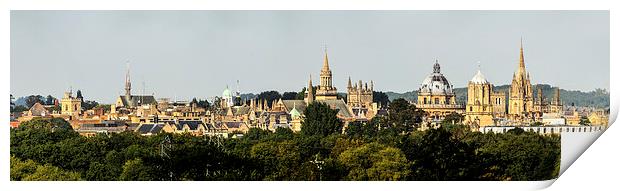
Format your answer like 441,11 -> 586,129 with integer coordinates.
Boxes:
11,11 -> 609,104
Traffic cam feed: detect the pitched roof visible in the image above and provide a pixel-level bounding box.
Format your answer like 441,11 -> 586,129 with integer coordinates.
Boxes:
118,95 -> 157,108
28,103 -> 50,116
177,120 -> 204,130
317,99 -> 354,118
281,99 -> 354,119
136,123 -> 165,134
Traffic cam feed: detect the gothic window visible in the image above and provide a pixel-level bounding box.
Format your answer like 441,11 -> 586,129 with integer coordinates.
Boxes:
434,98 -> 439,104
424,98 -> 427,104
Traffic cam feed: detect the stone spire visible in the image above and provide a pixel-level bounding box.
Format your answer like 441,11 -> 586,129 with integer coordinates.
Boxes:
347,76 -> 352,89
320,48 -> 333,88
322,48 -> 330,72
125,61 -> 131,98
519,38 -> 525,69
306,74 -> 314,104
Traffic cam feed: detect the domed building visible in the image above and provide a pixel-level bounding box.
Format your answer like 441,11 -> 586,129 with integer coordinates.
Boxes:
415,60 -> 464,121
465,68 -> 506,127
221,86 -> 234,108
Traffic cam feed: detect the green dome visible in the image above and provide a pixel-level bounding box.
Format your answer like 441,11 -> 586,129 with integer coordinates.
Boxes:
289,105 -> 301,118
222,87 -> 233,98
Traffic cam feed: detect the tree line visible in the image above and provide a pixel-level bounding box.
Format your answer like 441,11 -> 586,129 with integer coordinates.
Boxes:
10,98 -> 559,181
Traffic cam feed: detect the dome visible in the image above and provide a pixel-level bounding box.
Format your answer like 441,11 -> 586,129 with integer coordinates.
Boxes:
470,70 -> 488,84
289,106 -> 301,118
419,61 -> 454,94
222,86 -> 232,98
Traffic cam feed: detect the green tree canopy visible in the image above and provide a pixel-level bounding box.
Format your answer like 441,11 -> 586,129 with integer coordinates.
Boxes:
387,98 -> 425,131
338,142 -> 410,180
301,102 -> 343,137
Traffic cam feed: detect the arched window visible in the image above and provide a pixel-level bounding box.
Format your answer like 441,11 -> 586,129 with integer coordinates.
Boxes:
470,106 -> 473,112
423,98 -> 427,104
434,98 -> 439,104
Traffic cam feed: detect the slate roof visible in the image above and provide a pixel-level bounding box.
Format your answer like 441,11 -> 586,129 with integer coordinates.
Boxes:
225,121 -> 244,128
119,95 -> 157,108
136,123 -> 165,134
281,99 -> 354,119
177,120 -> 204,131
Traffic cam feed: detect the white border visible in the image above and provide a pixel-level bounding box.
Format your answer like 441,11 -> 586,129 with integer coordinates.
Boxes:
2,0 -> 617,191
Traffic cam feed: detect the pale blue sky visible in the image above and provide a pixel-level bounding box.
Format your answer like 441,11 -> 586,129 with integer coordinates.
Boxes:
11,11 -> 609,104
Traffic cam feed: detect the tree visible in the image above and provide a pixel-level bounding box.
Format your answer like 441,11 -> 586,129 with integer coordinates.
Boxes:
579,116 -> 591,126
373,91 -> 390,108
442,112 -> 464,125
256,91 -> 282,107
85,162 -> 117,180
119,158 -> 155,181
12,105 -> 29,113
10,94 -> 15,109
282,92 -> 299,100
250,140 -> 306,180
296,86 -> 317,100
345,121 -> 377,140
190,98 -> 198,106
338,142 -> 410,180
406,127 -> 480,180
82,100 -> 99,110
11,156 -> 81,181
45,95 -> 56,105
76,90 -> 83,100
245,128 -> 273,141
25,95 -> 45,108
18,117 -> 73,130
301,102 -> 343,137
387,98 -> 425,131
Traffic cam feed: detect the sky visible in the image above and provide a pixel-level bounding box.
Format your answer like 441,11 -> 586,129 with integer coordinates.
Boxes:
11,11 -> 609,104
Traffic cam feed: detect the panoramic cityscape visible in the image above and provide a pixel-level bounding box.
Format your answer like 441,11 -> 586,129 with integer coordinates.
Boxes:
9,11 -> 609,181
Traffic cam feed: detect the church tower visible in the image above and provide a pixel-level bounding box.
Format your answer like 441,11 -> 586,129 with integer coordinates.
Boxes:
508,40 -> 534,119
315,48 -> 338,100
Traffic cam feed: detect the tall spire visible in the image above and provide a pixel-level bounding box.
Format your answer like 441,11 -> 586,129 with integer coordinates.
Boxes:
347,76 -> 352,89
519,38 -> 525,69
125,60 -> 131,97
306,74 -> 314,104
322,47 -> 330,72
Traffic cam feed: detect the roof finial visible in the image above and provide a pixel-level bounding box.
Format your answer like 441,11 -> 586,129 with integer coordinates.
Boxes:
433,59 -> 441,73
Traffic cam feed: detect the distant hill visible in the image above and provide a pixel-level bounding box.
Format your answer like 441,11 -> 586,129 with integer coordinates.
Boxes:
385,84 -> 609,108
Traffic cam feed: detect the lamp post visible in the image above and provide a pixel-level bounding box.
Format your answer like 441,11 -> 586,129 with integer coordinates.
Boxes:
310,154 -> 324,181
